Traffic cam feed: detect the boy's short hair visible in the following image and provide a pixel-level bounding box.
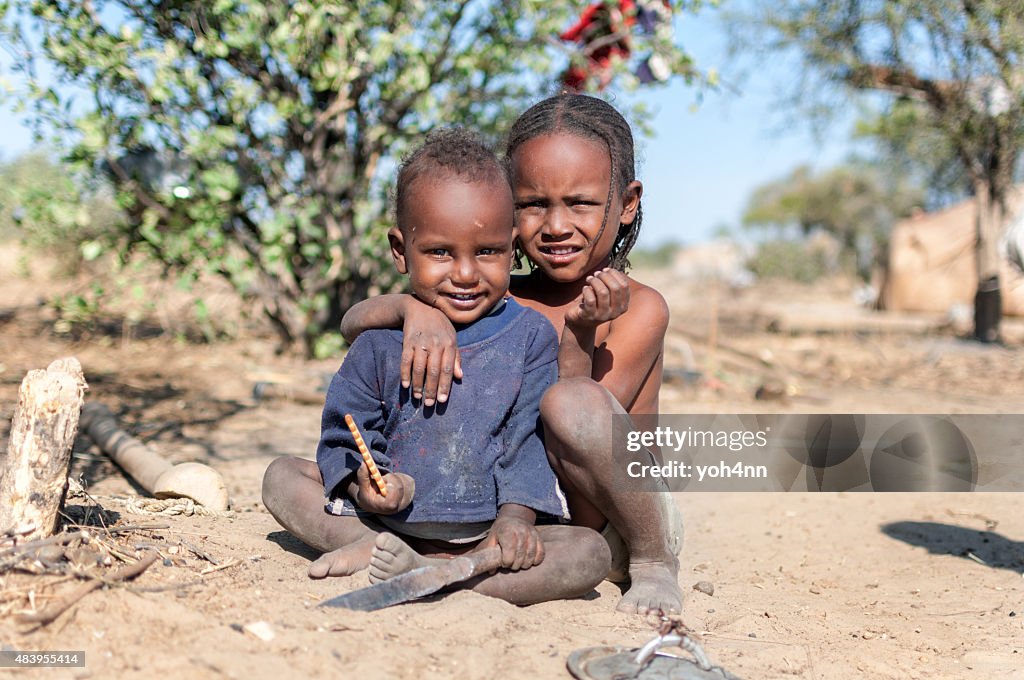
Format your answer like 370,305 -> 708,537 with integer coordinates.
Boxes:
395,127 -> 509,229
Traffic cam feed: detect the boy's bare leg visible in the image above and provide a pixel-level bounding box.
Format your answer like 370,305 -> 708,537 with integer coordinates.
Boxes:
261,456 -> 381,578
540,377 -> 683,615
369,526 -> 610,605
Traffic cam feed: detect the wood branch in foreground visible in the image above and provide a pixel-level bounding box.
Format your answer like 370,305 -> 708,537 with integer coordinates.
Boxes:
0,358 -> 88,540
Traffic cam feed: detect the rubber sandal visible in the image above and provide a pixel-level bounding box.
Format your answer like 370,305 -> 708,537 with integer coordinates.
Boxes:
567,630 -> 742,680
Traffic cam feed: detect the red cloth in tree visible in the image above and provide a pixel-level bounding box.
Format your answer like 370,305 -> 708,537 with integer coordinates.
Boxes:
559,0 -> 637,91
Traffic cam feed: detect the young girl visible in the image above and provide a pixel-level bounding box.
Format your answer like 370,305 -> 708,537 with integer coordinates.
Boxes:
341,94 -> 682,615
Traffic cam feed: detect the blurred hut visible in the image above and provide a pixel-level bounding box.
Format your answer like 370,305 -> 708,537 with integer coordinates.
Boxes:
877,193 -> 1024,316
672,239 -> 754,288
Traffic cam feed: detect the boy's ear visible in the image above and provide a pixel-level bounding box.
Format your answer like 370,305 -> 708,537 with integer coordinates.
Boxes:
619,180 -> 643,225
388,226 -> 408,274
509,226 -> 521,271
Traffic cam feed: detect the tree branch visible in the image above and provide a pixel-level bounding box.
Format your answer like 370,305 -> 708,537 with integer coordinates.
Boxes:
378,0 -> 473,132
845,64 -> 959,113
961,0 -> 1016,86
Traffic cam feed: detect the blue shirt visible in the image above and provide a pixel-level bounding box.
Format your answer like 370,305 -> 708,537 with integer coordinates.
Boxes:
317,299 -> 568,524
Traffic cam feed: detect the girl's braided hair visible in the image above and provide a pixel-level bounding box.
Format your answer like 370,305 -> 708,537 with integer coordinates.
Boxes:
504,93 -> 642,271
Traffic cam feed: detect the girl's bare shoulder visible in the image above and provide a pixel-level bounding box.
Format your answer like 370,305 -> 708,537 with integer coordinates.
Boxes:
623,276 -> 669,328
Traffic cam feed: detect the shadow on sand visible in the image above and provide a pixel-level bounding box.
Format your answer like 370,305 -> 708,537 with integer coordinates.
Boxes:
266,530 -> 321,561
882,520 -> 1024,574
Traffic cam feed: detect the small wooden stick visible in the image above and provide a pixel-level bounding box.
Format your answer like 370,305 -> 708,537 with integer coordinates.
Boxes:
18,550 -> 159,627
344,414 -> 387,497
200,558 -> 241,575
0,530 -> 90,560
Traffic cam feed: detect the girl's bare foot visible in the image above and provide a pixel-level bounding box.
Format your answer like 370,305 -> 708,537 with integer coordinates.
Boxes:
616,559 -> 683,615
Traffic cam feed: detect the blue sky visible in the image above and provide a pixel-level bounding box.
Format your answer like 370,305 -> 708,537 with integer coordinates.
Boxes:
636,7 -> 855,247
0,5 -> 856,248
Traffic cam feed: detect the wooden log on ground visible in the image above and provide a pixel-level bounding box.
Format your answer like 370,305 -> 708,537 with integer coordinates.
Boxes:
252,381 -> 327,405
79,403 -> 229,512
754,304 -> 952,336
0,358 -> 88,540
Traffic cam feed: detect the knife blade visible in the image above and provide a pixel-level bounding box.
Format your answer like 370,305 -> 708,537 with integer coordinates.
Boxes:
318,545 -> 503,611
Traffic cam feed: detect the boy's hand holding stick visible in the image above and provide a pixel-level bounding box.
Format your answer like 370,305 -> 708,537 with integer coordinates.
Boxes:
345,414 -> 414,514
345,413 -> 387,497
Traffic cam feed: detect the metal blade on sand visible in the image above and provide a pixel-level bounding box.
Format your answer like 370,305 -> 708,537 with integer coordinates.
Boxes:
318,551 -> 488,611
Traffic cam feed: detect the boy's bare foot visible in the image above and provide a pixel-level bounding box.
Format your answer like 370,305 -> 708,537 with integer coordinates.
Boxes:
367,532 -> 446,584
616,560 -> 683,615
308,536 -> 376,579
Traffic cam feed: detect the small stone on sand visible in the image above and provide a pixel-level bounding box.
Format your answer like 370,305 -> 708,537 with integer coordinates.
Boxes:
692,581 -> 714,596
242,621 -> 276,642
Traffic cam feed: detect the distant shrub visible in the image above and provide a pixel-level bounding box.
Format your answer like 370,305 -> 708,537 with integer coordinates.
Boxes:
746,239 -> 832,283
0,151 -> 123,273
629,241 -> 681,269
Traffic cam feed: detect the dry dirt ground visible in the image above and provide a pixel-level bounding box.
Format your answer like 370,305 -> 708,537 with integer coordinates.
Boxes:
1,248 -> 1023,679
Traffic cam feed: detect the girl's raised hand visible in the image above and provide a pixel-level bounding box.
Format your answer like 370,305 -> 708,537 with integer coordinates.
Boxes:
565,268 -> 631,328
401,298 -> 463,406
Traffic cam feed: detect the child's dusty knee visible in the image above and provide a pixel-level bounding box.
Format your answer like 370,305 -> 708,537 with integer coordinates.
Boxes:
587,528 -> 613,570
261,456 -> 303,507
566,527 -> 613,583
540,378 -> 612,433
262,455 -> 288,485
576,532 -> 613,592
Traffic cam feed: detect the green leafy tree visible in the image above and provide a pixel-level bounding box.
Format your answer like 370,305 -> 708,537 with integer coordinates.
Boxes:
745,1 -> 1024,342
745,239 -> 830,283
853,100 -> 969,211
742,163 -> 923,279
0,1 -> 707,355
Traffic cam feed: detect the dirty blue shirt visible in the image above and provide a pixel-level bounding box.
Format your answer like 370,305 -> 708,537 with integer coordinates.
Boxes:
316,299 -> 569,525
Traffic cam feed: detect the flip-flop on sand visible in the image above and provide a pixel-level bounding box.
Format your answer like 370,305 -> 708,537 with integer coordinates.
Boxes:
567,646 -> 742,680
567,627 -> 742,680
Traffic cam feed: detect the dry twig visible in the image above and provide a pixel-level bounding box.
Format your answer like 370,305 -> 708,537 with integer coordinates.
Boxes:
17,550 -> 160,628
179,539 -> 220,565
200,558 -> 241,575
0,530 -> 90,560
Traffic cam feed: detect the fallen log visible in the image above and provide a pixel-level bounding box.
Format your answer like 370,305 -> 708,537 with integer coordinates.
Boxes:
0,358 -> 88,540
79,403 -> 229,512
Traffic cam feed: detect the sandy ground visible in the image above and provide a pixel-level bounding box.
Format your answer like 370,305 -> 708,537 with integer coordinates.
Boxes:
1,249 -> 1023,679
